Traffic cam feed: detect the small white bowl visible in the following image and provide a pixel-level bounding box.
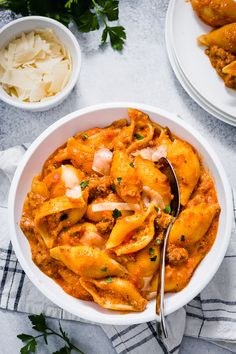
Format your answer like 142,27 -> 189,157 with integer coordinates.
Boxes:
8,102 -> 233,325
0,16 -> 81,111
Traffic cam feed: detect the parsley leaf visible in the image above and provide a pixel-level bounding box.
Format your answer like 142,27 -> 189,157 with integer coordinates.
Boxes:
99,0 -> 119,21
81,133 -> 88,140
111,183 -> 116,192
129,162 -> 134,167
156,238 -> 161,245
80,180 -> 89,189
65,0 -> 78,9
17,313 -> 84,354
77,10 -> 99,32
101,267 -> 107,272
17,334 -> 34,342
112,208 -> 122,219
134,132 -> 144,140
20,338 -> 37,354
149,247 -> 155,255
150,255 -> 157,262
0,0 -> 126,51
52,346 -> 71,354
102,26 -> 126,51
163,205 -> 171,214
106,276 -> 113,283
28,313 -> 47,332
117,177 -> 122,184
154,206 -> 159,212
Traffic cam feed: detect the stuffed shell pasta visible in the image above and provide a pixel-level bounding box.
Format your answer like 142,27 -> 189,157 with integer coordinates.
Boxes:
20,109 -> 220,313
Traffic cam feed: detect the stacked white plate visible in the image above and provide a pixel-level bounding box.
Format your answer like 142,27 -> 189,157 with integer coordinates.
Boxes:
165,0 -> 236,126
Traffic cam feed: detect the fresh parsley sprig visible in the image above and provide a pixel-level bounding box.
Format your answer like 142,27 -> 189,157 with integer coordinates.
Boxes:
17,313 -> 84,354
0,0 -> 126,51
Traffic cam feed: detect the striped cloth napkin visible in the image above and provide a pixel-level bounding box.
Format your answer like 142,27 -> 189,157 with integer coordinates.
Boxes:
0,145 -> 236,354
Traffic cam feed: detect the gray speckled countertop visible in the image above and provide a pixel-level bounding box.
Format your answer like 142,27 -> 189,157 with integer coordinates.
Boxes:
0,1 -> 235,353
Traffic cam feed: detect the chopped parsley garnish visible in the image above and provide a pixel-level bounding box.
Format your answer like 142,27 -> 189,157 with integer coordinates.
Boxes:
80,180 -> 89,189
149,247 -> 155,255
111,183 -> 116,192
129,162 -> 134,167
164,205 -> 171,214
60,213 -> 68,221
112,208 -> 122,219
117,177 -> 122,184
101,267 -> 107,272
134,132 -> 144,140
154,206 -> 159,212
106,276 -> 113,283
62,227 -> 69,232
81,133 -> 88,140
156,238 -> 161,245
150,255 -> 157,262
180,235 -> 185,242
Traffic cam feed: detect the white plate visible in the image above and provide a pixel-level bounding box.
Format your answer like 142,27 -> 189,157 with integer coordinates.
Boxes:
165,10 -> 236,126
166,0 -> 236,124
8,103 -> 233,325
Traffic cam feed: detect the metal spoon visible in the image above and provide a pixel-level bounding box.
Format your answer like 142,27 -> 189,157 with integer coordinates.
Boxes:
155,157 -> 181,338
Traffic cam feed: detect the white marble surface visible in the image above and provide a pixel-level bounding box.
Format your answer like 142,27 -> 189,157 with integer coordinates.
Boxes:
0,1 -> 235,353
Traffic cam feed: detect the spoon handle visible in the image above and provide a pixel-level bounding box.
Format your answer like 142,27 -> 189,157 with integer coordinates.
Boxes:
156,220 -> 175,338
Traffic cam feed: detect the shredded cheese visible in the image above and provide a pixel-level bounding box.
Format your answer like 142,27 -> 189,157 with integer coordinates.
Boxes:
0,29 -> 71,102
132,146 -> 167,162
61,165 -> 82,199
92,148 -> 113,176
142,186 -> 165,209
92,202 -> 140,212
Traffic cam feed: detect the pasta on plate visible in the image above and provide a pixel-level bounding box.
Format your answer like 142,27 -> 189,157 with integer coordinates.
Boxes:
20,109 -> 220,312
190,1 -> 236,89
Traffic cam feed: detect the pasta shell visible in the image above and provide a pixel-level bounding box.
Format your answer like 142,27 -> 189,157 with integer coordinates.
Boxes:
58,268 -> 92,301
167,139 -> 201,206
165,254 -> 203,292
112,205 -> 158,255
80,277 -> 147,312
135,155 -> 172,206
54,137 -> 95,174
222,60 -> 236,76
110,150 -> 141,203
191,0 -> 236,27
198,23 -> 236,53
168,203 -> 220,247
34,194 -> 87,248
126,109 -> 154,153
50,245 -> 127,278
76,126 -> 121,150
106,204 -> 155,249
127,241 -> 161,290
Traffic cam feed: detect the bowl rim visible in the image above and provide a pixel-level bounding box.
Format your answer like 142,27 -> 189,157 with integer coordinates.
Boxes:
0,16 -> 81,111
8,102 -> 233,325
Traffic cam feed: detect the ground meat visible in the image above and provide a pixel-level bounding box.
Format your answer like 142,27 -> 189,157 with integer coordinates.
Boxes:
167,246 -> 189,265
88,176 -> 112,202
25,192 -> 45,216
96,219 -> 114,234
206,45 -> 236,89
20,212 -> 34,233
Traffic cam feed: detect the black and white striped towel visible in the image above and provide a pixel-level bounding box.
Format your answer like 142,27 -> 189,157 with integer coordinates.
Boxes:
1,145 -> 236,354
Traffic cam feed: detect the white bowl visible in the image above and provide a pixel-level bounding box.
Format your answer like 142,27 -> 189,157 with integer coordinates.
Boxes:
8,102 -> 233,325
0,16 -> 81,111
